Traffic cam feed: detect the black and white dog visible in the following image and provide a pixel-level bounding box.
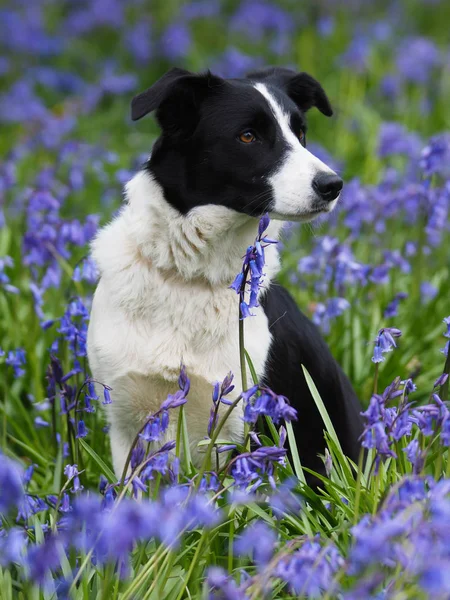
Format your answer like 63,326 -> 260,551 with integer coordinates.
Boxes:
87,67 -> 363,481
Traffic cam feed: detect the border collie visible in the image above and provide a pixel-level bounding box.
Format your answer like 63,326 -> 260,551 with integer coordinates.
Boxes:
87,67 -> 363,481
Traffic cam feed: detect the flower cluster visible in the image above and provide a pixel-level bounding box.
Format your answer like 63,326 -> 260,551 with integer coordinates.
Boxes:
229,213 -> 277,318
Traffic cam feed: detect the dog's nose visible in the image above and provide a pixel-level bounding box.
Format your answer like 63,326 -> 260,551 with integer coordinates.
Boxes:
312,173 -> 343,202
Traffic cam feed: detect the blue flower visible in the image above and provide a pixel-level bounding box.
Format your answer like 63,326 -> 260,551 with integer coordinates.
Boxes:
275,536 -> 344,597
64,464 -> 83,493
243,386 -> 297,425
206,566 -> 248,599
403,440 -> 423,472
160,23 -> 192,60
371,328 -> 402,363
230,214 -> 277,319
5,348 -> 26,377
396,37 -> 441,84
76,420 -> 88,439
0,455 -> 24,514
235,521 -> 276,569
34,416 -> 50,428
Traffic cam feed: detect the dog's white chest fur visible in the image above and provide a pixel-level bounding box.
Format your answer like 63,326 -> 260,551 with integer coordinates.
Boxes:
87,171 -> 282,475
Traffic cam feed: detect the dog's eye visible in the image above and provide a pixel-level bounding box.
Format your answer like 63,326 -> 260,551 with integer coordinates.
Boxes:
239,131 -> 256,144
298,130 -> 306,146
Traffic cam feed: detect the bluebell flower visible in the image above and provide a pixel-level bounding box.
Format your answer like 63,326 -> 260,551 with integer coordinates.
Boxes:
0,455 -> 24,513
207,566 -> 248,599
5,348 -> 26,377
125,21 -> 152,65
421,281 -> 438,301
34,416 -> 50,428
243,385 -> 297,424
102,387 -> 112,405
0,256 -> 19,294
213,47 -> 262,78
230,214 -> 277,319
235,521 -> 276,569
27,536 -> 63,585
434,373 -> 449,388
76,420 -> 88,439
403,440 -> 423,472
372,327 -> 402,363
230,1 -> 293,41
339,36 -> 371,72
420,134 -> 450,178
276,536 -> 344,597
396,37 -> 441,84
384,292 -> 408,319
73,256 -> 99,285
64,464 -> 83,493
0,527 -> 26,567
131,441 -> 145,470
378,122 -> 422,159
159,22 -> 192,60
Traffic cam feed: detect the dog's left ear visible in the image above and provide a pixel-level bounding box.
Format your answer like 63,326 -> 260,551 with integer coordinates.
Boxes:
247,67 -> 333,117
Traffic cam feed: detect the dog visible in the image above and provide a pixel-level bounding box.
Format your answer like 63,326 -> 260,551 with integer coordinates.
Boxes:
87,67 -> 363,481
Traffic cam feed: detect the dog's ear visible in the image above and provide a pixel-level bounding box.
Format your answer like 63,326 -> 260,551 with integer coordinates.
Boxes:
131,68 -> 192,121
247,67 -> 333,117
131,68 -> 225,137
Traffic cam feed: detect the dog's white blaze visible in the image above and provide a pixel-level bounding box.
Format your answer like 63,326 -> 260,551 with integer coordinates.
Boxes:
254,83 -> 339,220
87,171 -> 283,476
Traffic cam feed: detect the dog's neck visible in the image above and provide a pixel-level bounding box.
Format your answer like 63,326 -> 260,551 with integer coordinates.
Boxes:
124,170 -> 283,287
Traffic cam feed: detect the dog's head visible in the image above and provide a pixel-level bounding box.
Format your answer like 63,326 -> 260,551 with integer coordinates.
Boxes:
131,67 -> 342,222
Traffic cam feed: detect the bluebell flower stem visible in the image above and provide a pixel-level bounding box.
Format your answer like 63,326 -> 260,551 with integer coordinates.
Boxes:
439,351 -> 450,402
174,532 -> 208,600
373,363 -> 379,395
353,448 -> 365,525
194,395 -> 242,492
446,450 -> 450,479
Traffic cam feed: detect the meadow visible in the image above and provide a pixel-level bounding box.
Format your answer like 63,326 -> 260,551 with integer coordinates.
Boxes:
1,0 -> 450,598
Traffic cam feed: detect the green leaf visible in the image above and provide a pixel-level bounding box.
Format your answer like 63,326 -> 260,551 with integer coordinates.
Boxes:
78,438 -> 116,482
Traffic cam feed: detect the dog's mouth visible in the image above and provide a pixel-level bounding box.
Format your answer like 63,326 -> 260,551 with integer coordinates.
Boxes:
269,205 -> 334,223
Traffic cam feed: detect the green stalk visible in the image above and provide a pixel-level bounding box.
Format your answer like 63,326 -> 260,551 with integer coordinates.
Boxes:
439,350 -> 450,402
353,449 -> 365,525
373,363 -> 379,396
194,395 -> 242,492
174,532 -> 208,600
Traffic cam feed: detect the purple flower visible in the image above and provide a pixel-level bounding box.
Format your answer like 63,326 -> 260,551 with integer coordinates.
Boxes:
421,281 -> 438,301
0,455 -> 24,513
27,535 -> 63,584
234,521 -> 276,569
403,440 -> 423,472
372,328 -> 402,363
0,528 -> 26,567
434,373 -> 449,388
384,292 -> 408,319
207,566 -> 248,599
76,420 -> 88,439
396,37 -> 441,84
276,537 -> 344,597
213,47 -> 262,78
230,214 -> 277,319
5,348 -> 26,377
34,416 -> 50,428
243,386 -> 297,425
420,134 -> 450,178
159,23 -> 192,60
102,387 -> 112,405
64,464 -> 83,493
378,122 -> 422,159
